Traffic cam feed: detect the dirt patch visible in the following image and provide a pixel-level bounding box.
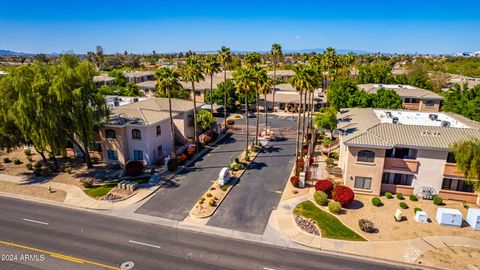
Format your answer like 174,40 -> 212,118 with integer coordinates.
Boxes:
0,181 -> 66,202
336,194 -> 480,241
416,246 -> 480,270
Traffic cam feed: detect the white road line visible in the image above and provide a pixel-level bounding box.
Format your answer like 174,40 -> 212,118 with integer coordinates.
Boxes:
22,218 -> 49,225
263,267 -> 277,270
128,240 -> 161,249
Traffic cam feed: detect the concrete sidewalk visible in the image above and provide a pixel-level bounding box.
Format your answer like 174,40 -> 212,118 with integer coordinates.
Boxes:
272,193 -> 480,264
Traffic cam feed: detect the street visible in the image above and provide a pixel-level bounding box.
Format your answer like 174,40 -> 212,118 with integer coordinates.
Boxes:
0,196 -> 410,270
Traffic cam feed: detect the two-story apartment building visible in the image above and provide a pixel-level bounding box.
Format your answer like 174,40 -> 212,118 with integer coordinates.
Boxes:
123,70 -> 156,84
99,97 -> 202,165
337,108 -> 480,203
358,84 -> 443,112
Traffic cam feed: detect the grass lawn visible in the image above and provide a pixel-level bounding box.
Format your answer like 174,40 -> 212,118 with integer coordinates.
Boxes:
84,182 -> 118,198
294,200 -> 366,241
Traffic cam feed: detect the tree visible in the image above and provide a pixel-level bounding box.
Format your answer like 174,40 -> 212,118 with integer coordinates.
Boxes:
451,139 -> 480,192
314,107 -> 337,139
442,84 -> 480,121
179,56 -> 204,150
252,66 -> 267,145
244,52 -> 262,68
205,79 -> 237,108
270,43 -> 283,113
234,68 -> 256,154
203,55 -> 221,114
197,109 -> 216,131
371,88 -> 403,109
327,77 -> 359,110
156,67 -> 182,150
218,46 -> 233,128
258,74 -> 274,132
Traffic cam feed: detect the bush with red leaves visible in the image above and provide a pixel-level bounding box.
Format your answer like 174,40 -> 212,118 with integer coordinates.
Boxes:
290,176 -> 299,187
314,180 -> 334,194
186,147 -> 195,156
125,160 -> 144,177
332,185 -> 355,207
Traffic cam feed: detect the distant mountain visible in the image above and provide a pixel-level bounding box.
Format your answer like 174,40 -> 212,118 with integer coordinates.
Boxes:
190,48 -> 379,55
0,49 -> 35,56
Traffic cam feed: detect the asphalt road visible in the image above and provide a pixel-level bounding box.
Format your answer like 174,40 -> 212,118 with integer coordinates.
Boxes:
207,133 -> 297,234
0,196 -> 410,270
136,133 -> 245,220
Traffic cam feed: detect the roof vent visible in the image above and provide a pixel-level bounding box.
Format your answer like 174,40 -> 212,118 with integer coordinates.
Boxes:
441,121 -> 450,127
113,101 -> 120,107
392,117 -> 399,124
133,98 -> 139,102
385,112 -> 392,118
429,114 -> 438,121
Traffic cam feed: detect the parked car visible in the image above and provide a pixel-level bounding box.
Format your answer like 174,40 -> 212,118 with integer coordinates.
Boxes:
248,112 -> 256,118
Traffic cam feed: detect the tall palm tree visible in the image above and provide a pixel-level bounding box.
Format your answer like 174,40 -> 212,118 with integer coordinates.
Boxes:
233,68 -> 255,154
290,65 -> 316,175
323,47 -> 338,91
251,66 -> 267,145
178,56 -> 205,151
270,44 -> 282,113
203,55 -> 221,114
218,46 -> 232,129
244,52 -> 262,68
258,75 -> 274,133
155,67 -> 182,152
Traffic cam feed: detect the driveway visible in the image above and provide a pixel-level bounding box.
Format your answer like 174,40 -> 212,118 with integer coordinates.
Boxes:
136,133 -> 245,220
207,126 -> 297,234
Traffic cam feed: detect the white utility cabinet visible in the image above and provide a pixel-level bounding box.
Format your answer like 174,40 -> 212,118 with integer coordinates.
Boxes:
415,211 -> 428,223
466,208 -> 480,230
436,208 -> 463,227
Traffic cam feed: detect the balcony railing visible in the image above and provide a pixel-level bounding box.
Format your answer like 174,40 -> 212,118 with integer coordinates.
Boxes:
384,157 -> 419,173
443,163 -> 465,178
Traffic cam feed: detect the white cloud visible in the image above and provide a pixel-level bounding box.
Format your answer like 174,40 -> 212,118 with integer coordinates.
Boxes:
294,35 -> 301,39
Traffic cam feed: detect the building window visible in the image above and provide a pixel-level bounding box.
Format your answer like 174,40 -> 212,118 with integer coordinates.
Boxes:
354,177 -> 372,190
107,150 -> 118,161
385,147 -> 417,159
442,178 -> 474,193
357,150 -> 375,163
132,129 -> 142,140
382,172 -> 391,184
195,91 -> 201,96
105,129 -> 116,139
93,143 -> 102,153
425,100 -> 435,107
156,125 -> 162,136
133,150 -> 143,161
447,152 -> 456,163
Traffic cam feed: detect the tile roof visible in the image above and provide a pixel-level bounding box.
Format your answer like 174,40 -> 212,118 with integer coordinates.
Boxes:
358,84 -> 443,100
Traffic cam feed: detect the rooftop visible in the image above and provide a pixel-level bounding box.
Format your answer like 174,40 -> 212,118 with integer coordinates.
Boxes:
122,70 -> 155,78
94,74 -> 115,82
358,84 -> 443,100
338,108 -> 480,150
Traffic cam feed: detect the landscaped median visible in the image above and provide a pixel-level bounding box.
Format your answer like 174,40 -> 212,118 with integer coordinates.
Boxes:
190,144 -> 263,218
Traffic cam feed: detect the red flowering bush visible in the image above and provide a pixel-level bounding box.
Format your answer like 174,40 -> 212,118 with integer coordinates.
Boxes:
332,185 -> 355,207
203,135 -> 212,143
290,176 -> 299,187
315,180 -> 334,194
186,147 -> 195,156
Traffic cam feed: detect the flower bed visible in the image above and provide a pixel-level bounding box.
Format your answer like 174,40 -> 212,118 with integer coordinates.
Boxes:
294,214 -> 320,236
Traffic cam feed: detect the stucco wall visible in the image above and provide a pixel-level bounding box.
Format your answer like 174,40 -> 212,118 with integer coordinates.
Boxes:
100,126 -> 129,165
419,100 -> 441,112
413,149 -> 448,194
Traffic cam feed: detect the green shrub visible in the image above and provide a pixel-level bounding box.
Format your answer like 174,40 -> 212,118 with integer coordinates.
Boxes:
81,178 -> 94,188
209,199 -> 216,207
206,192 -> 212,197
328,201 -> 342,214
396,193 -> 404,200
372,197 -> 382,207
33,161 -> 43,169
463,202 -> 470,209
3,157 -> 11,163
314,191 -> 329,206
234,157 -> 240,164
244,156 -> 250,162
414,207 -> 423,213
409,194 -> 418,201
64,167 -> 72,174
385,192 -> 393,199
433,196 -> 443,205
325,157 -> 335,166
13,158 -> 21,165
222,185 -> 228,191
253,146 -> 259,153
235,163 -> 243,170
25,163 -> 33,170
328,152 -> 339,160
323,138 -> 332,147
198,197 -> 205,204
26,156 -> 33,162
399,202 -> 408,209
33,169 -> 42,177
24,149 -> 32,156
210,187 -> 216,191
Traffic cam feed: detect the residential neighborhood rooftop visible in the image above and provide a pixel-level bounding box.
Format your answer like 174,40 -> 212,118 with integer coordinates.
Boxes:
93,74 -> 115,82
358,84 -> 443,100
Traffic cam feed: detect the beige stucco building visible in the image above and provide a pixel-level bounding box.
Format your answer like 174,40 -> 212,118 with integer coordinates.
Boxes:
358,84 -> 443,112
337,108 -> 480,203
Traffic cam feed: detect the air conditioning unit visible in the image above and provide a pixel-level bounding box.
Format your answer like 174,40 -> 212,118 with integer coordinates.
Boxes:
441,121 -> 450,127
133,98 -> 139,102
392,117 -> 399,124
385,112 -> 392,118
113,101 -> 120,107
429,114 -> 438,121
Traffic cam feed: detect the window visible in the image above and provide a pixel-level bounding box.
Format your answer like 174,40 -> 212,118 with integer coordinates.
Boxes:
357,150 -> 375,163
157,145 -> 163,153
107,150 -> 118,161
392,173 -> 414,186
132,129 -> 142,140
442,178 -> 474,193
382,172 -> 391,184
354,177 -> 372,190
156,125 -> 162,136
133,150 -> 143,161
105,129 -> 116,139
93,143 -> 102,153
442,178 -> 452,190
386,147 -> 417,159
195,91 -> 201,96
447,152 -> 456,163
425,100 -> 435,107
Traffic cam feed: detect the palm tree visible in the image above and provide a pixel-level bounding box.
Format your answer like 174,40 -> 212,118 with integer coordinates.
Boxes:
218,46 -> 232,129
233,68 -> 255,154
289,65 -> 316,175
251,66 -> 267,145
155,67 -> 182,152
244,52 -> 262,68
203,55 -> 221,114
323,47 -> 338,91
178,56 -> 205,151
258,75 -> 274,133
270,44 -> 282,112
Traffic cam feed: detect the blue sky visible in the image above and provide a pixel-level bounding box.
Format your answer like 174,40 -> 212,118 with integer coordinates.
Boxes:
1,0 -> 479,54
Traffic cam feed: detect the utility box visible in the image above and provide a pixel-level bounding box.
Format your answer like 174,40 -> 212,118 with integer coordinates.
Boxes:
218,167 -> 231,187
436,208 -> 463,227
415,211 -> 428,223
299,172 -> 306,188
466,208 -> 480,230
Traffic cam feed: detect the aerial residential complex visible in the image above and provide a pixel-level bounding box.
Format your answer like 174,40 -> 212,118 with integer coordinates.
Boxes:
337,108 -> 480,203
358,84 -> 443,112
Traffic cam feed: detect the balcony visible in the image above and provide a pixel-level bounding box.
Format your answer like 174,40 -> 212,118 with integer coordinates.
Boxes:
443,163 -> 465,178
403,102 -> 420,111
384,157 -> 419,173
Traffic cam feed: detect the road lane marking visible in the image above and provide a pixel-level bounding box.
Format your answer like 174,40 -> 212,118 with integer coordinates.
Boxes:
22,218 -> 49,225
0,240 -> 120,270
128,240 -> 161,249
264,267 -> 277,270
